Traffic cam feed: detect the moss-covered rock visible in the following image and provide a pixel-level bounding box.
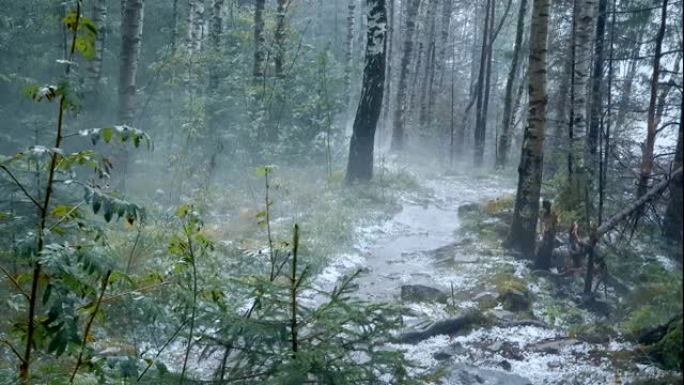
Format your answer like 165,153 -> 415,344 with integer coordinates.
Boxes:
494,273 -> 531,312
654,318 -> 683,370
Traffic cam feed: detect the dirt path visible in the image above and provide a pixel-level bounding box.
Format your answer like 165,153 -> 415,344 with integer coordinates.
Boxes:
314,172 -> 672,385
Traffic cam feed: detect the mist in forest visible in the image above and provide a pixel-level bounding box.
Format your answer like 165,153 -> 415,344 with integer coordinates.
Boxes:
0,0 -> 682,384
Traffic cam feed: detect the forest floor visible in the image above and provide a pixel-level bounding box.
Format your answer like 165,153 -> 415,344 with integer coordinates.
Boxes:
308,165 -> 680,385
152,159 -> 681,384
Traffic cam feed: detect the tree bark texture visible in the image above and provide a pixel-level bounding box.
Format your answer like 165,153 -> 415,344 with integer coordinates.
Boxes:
118,0 -> 145,124
390,0 -> 420,152
507,0 -> 549,257
346,0 -> 387,183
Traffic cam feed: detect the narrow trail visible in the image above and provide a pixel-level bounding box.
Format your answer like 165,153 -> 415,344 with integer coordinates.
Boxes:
353,174 -> 514,302
314,171 -> 672,385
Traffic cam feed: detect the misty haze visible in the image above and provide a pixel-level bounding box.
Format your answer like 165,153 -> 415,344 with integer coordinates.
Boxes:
0,0 -> 682,384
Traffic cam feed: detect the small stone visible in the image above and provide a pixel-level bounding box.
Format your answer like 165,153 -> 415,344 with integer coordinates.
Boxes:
400,284 -> 448,304
499,360 -> 512,371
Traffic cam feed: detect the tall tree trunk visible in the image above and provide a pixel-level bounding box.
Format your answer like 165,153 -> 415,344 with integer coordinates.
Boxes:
380,0 -> 394,140
473,0 -> 492,166
87,0 -> 107,98
186,0 -> 205,54
171,0 -> 179,53
663,98 -> 683,249
346,0 -> 387,183
419,2 -> 438,128
253,0 -> 266,82
437,0 -> 453,88
209,0 -> 224,90
274,0 -> 288,78
118,0 -> 145,124
636,0 -> 668,199
612,24 -> 645,134
390,0 -> 420,152
569,0 -> 597,177
587,0 -> 607,175
506,0 -> 549,256
496,0 -> 527,169
345,0 -> 356,102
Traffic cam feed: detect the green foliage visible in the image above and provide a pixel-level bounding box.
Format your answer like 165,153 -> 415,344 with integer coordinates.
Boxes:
655,319 -> 683,370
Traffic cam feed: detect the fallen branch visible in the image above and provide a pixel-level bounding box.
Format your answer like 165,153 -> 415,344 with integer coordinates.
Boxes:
394,311 -> 485,344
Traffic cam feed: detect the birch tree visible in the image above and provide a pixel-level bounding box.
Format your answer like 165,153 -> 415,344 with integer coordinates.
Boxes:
118,0 -> 145,124
346,0 -> 387,183
507,0 -> 550,256
390,0 -> 420,152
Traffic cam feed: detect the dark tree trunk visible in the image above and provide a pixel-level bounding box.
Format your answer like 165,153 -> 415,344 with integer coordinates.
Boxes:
118,0 -> 144,124
253,0 -> 266,81
473,0 -> 492,167
587,0 -> 608,176
506,0 -> 549,257
274,0 -> 288,78
390,0 -> 420,152
87,0 -> 107,99
496,0 -> 527,169
346,0 -> 387,184
636,0 -> 668,199
663,88 -> 683,249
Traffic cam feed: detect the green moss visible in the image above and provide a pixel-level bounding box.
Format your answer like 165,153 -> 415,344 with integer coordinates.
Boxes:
656,319 -> 683,370
493,272 -> 531,312
481,195 -> 515,216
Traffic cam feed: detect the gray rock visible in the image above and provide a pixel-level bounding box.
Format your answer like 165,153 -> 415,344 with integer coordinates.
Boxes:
473,292 -> 497,308
458,203 -> 481,217
531,338 -> 580,354
433,343 -> 467,361
440,364 -> 532,385
401,284 -> 449,304
498,289 -> 531,312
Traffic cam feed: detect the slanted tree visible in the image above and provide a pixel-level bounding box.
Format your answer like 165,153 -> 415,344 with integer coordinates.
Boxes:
390,0 -> 421,152
506,0 -> 550,256
346,0 -> 387,183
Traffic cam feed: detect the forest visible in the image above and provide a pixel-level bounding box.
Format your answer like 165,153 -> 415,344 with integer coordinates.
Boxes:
0,0 -> 682,384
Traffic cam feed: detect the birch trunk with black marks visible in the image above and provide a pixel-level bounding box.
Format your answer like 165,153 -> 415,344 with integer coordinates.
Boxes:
86,0 -> 107,98
253,0 -> 266,82
118,0 -> 145,124
507,0 -> 549,257
569,0 -> 597,177
419,1 -> 438,128
346,0 -> 387,183
345,0 -> 356,102
274,0 -> 288,78
390,0 -> 420,152
186,0 -> 205,54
